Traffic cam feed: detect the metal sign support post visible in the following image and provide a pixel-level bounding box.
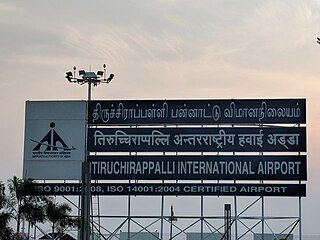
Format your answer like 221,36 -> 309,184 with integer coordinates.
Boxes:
80,162 -> 91,240
160,181 -> 164,240
128,181 -> 131,240
224,204 -> 231,240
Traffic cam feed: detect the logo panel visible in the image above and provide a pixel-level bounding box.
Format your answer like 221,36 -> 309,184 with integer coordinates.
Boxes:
30,122 -> 76,160
23,101 -> 86,180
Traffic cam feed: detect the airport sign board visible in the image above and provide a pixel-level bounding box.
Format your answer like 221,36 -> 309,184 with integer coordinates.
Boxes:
34,182 -> 306,197
88,99 -> 306,125
23,99 -> 307,187
88,127 -> 306,152
88,155 -> 307,181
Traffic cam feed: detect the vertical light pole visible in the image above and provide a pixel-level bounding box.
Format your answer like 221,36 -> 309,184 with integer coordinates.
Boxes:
224,204 -> 231,240
65,64 -> 114,240
169,205 -> 177,240
81,161 -> 91,240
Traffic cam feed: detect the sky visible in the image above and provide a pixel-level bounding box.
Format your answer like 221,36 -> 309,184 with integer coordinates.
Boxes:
1,0 -> 320,237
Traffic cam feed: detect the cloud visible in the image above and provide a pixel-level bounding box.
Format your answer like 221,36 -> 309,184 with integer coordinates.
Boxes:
1,0 -> 319,100
0,2 -> 26,20
1,0 -> 320,235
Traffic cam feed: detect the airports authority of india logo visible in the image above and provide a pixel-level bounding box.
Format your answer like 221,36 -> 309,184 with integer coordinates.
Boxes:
30,122 -> 76,160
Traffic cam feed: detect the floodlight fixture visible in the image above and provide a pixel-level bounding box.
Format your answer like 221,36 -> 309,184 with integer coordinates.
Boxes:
106,73 -> 114,83
65,64 -> 115,100
66,71 -> 73,77
97,70 -> 104,77
65,72 -> 73,82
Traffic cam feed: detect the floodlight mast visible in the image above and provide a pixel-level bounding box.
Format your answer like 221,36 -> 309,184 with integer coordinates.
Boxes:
65,64 -> 114,240
65,63 -> 115,100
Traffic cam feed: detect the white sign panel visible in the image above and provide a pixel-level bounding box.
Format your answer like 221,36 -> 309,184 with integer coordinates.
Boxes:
23,101 -> 86,180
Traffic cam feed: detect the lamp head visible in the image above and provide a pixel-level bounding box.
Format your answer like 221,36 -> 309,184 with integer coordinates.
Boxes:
106,73 -> 114,83
97,71 -> 104,77
65,72 -> 73,82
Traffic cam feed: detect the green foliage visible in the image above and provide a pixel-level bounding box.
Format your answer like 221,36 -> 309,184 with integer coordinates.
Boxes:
45,200 -> 79,235
0,181 -> 28,240
0,181 -> 14,239
6,176 -> 52,233
1,176 -> 79,239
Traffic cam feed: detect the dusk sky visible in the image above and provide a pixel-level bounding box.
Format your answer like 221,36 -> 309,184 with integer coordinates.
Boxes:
1,0 -> 320,237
